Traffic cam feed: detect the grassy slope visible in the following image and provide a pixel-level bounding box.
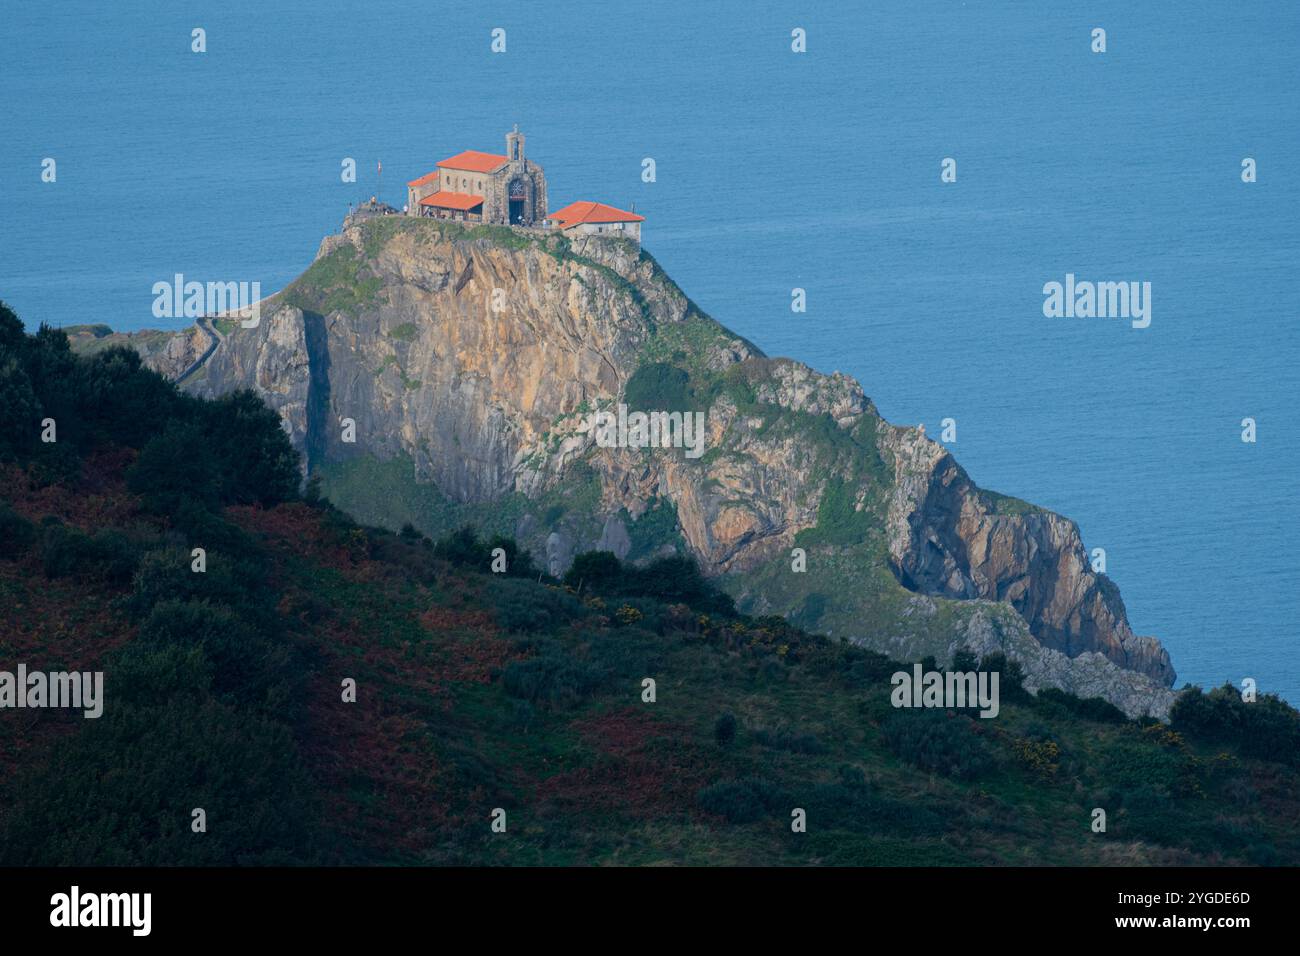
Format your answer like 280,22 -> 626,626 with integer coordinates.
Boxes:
5,449 -> 1295,866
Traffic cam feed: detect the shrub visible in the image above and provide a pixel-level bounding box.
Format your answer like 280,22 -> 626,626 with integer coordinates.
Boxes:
127,421 -> 221,515
880,710 -> 995,781
564,550 -> 623,592
753,725 -> 826,754
109,641 -> 213,706
200,390 -> 301,506
127,545 -> 266,620
38,520 -> 92,578
713,712 -> 737,747
696,776 -> 789,824
1171,684 -> 1300,765
500,641 -> 607,705
135,599 -> 301,712
978,651 -> 1030,702
624,362 -> 693,412
0,697 -> 321,866
487,578 -> 584,633
1034,687 -> 1128,724
0,501 -> 35,558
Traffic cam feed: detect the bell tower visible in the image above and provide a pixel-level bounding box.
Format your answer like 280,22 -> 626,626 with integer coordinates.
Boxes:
506,125 -> 525,165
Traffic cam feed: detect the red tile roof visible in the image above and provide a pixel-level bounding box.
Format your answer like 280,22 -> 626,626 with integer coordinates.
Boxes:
407,171 -> 440,188
436,150 -> 510,174
548,201 -> 645,228
418,190 -> 485,211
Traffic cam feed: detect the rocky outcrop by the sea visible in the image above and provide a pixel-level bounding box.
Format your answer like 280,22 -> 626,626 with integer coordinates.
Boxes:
89,215 -> 1179,717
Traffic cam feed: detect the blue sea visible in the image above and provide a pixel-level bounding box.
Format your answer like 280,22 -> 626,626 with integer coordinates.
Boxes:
3,1 -> 1297,702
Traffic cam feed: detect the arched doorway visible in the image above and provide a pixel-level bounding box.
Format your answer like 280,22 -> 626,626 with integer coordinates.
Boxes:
507,177 -> 530,225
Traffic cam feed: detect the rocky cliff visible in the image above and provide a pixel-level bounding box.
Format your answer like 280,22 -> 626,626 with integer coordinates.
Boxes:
104,215 -> 1178,717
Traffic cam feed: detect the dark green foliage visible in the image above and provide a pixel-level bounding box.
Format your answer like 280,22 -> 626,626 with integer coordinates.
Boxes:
200,390 -> 301,506
796,476 -> 873,547
0,313 -> 298,511
623,497 -> 682,562
564,550 -> 623,592
978,651 -> 1030,702
696,776 -> 789,824
0,698 -> 320,866
951,647 -> 979,672
753,725 -> 826,754
802,764 -> 944,836
127,421 -> 222,514
1171,684 -> 1300,765
500,639 -> 608,705
126,545 -> 268,622
624,362 -> 694,412
133,599 -> 303,713
432,524 -> 484,567
486,533 -> 538,578
37,519 -> 138,584
0,501 -> 35,557
488,577 -> 584,633
0,352 -> 41,459
714,712 -> 737,747
564,549 -> 735,615
1033,687 -> 1128,724
109,641 -> 214,706
433,525 -> 537,577
880,710 -> 995,781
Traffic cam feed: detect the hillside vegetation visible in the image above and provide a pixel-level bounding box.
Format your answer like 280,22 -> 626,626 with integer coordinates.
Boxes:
2,302 -> 1298,866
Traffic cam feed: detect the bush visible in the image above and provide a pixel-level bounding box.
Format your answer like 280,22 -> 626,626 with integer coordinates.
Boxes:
1171,684 -> 1300,765
0,697 -> 321,866
200,390 -> 301,506
1034,687 -> 1128,724
487,577 -> 584,633
880,710 -> 995,781
978,651 -> 1030,702
753,725 -> 826,754
714,712 -> 737,747
624,362 -> 694,412
127,545 -> 267,620
37,521 -> 138,583
109,641 -> 213,706
0,501 -> 35,558
127,421 -> 221,514
564,550 -> 623,592
134,599 -> 301,712
500,640 -> 607,705
696,777 -> 789,824
564,549 -> 735,616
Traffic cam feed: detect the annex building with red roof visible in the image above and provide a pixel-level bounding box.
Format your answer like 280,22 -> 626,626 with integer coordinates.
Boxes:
545,200 -> 644,243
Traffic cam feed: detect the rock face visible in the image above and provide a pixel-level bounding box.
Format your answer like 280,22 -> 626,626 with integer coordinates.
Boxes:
118,215 -> 1178,717
880,426 -> 1176,686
